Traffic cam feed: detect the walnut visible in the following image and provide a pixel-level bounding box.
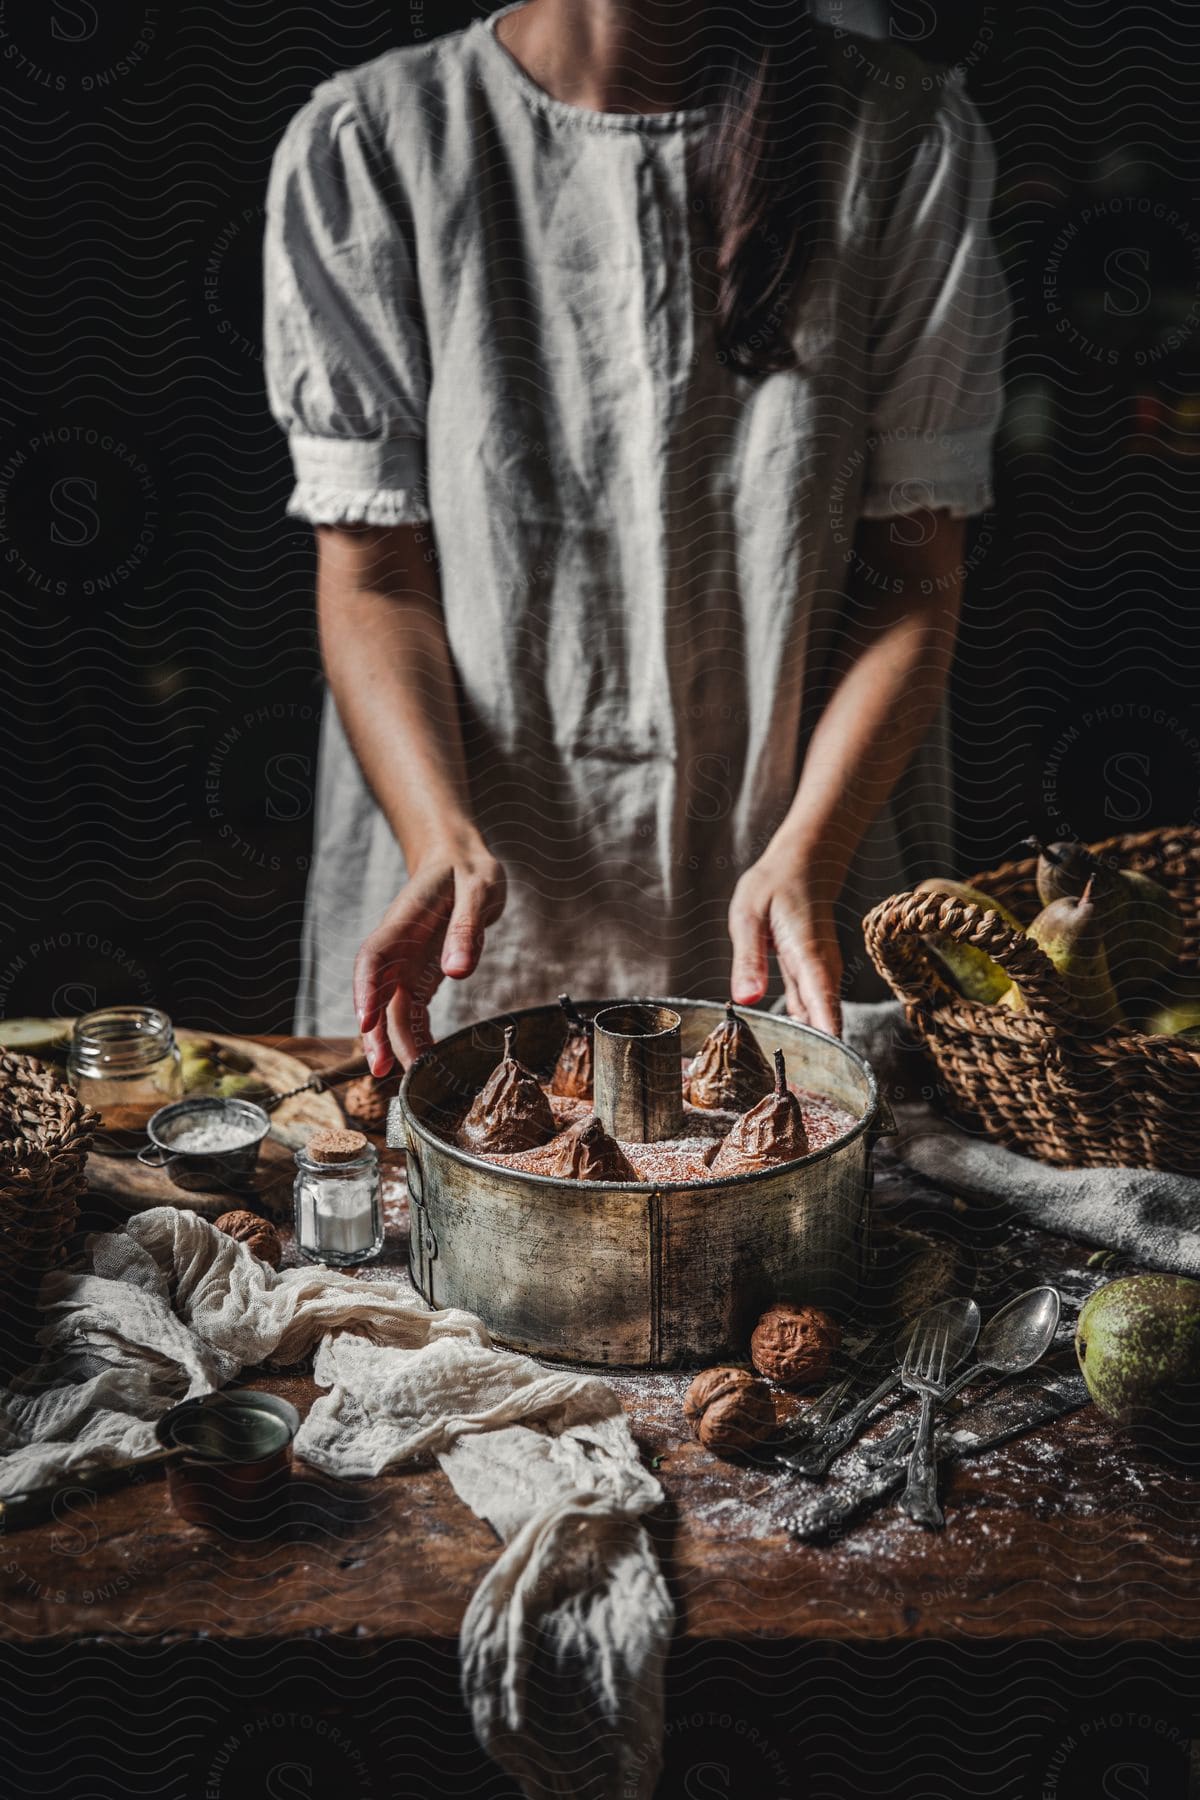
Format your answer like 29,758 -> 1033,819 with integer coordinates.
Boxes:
342,1074 -> 393,1132
214,1209 -> 282,1269
750,1303 -> 841,1388
683,1366 -> 776,1457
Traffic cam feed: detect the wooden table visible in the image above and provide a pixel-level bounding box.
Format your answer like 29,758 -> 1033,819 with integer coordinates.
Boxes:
3,1038 -> 1197,1799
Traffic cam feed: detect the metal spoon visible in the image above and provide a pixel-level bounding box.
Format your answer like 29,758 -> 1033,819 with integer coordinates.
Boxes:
864,1285 -> 1062,1468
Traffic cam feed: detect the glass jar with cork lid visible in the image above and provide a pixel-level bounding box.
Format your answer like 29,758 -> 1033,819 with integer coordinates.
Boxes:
293,1128 -> 383,1266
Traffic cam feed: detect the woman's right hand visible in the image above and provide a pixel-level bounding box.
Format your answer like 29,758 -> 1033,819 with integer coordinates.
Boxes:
353,833 -> 506,1076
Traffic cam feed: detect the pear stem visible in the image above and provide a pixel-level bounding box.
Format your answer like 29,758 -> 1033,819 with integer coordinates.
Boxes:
725,1002 -> 737,1023
503,1024 -> 516,1061
558,993 -> 586,1032
773,1048 -> 787,1096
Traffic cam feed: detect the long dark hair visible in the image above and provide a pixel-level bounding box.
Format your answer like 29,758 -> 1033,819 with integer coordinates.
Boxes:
699,2 -> 830,376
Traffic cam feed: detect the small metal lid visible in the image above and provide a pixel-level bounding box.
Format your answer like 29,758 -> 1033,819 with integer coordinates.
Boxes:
307,1127 -> 369,1164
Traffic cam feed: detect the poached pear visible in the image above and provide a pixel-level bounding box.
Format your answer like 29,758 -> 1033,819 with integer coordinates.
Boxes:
709,1049 -> 809,1175
460,1025 -> 557,1154
915,877 -> 1022,1004
685,1003 -> 775,1111
1076,1274 -> 1200,1443
544,1114 -> 636,1182
1002,876 -> 1125,1032
549,993 -> 593,1100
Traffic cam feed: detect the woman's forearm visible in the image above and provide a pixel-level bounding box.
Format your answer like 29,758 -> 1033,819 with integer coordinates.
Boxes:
316,524 -> 481,867
774,512 -> 967,890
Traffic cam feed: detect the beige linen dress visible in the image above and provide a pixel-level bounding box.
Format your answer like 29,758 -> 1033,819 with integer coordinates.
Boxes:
265,7 -> 1009,1038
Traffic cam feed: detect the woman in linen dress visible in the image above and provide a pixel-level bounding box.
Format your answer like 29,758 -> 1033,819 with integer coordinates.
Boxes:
265,0 -> 1009,1075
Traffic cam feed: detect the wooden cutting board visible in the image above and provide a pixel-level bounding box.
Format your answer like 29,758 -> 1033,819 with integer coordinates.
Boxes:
84,1031 -> 347,1220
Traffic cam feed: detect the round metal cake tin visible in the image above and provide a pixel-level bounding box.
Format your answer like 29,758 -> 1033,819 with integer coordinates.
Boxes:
390,998 -> 884,1368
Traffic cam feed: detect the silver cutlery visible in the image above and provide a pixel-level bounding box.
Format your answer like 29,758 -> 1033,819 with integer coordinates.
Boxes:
863,1286 -> 1061,1468
783,1361 -> 1088,1541
773,1328 -> 888,1452
899,1298 -> 984,1527
778,1298 -> 980,1479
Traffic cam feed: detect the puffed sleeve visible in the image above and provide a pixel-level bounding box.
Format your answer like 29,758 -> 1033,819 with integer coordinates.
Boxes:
860,78 -> 1010,521
264,81 -> 431,526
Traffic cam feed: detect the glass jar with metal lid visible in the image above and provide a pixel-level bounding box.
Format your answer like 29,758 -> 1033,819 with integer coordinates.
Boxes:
68,1006 -> 183,1155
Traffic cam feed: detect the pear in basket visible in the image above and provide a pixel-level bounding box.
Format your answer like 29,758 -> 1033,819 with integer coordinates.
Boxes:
1142,980 -> 1200,1040
1032,839 -> 1182,1004
1002,877 -> 1125,1032
914,878 -> 1023,1004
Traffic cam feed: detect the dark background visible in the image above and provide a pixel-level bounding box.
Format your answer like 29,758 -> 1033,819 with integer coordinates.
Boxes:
2,0 -> 1198,1041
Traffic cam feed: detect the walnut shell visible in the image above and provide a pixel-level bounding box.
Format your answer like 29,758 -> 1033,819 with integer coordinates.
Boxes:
683,1366 -> 776,1457
214,1209 -> 282,1270
750,1303 -> 841,1388
342,1074 -> 393,1131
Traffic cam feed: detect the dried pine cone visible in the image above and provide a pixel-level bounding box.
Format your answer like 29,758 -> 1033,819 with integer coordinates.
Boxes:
750,1303 -> 841,1387
214,1209 -> 282,1270
683,1366 -> 775,1457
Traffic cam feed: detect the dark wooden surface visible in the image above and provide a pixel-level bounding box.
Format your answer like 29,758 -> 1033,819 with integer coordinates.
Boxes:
2,1037 -> 1197,1650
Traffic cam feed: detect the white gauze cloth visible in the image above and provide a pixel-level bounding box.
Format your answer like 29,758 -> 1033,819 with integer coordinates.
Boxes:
0,1208 -> 673,1800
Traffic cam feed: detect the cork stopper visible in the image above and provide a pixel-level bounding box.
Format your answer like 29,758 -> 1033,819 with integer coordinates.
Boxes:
308,1127 -> 369,1164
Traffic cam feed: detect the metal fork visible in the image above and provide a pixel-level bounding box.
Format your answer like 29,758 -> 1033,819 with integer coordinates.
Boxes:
900,1314 -> 963,1527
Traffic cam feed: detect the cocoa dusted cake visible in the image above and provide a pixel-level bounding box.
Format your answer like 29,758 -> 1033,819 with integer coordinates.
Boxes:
452,1008 -> 857,1183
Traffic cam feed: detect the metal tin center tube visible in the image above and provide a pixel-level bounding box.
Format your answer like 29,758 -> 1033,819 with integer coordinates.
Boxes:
592,1004 -> 683,1143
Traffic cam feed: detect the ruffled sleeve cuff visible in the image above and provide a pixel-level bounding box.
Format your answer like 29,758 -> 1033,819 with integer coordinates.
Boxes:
859,424 -> 994,521
285,432 -> 431,526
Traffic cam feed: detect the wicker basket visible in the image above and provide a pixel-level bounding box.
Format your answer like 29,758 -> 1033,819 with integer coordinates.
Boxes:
0,1051 -> 98,1375
863,825 -> 1200,1175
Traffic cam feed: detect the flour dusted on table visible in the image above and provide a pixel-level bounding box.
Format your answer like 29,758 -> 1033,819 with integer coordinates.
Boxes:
0,1209 -> 673,1800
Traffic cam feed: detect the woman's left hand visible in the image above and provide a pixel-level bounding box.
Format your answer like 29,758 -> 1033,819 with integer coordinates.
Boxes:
727,846 -> 844,1036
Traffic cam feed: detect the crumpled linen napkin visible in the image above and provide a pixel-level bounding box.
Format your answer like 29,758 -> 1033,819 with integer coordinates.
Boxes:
843,999 -> 1200,1277
0,1208 -> 672,1800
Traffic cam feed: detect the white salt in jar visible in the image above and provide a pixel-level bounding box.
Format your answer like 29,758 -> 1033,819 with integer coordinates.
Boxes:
293,1128 -> 383,1267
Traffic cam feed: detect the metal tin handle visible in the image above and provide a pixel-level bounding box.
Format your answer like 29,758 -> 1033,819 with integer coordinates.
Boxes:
137,1143 -> 169,1167
868,1097 -> 898,1145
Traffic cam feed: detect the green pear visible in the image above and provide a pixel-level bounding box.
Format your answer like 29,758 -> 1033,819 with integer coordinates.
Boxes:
1003,876 -> 1126,1031
1142,980 -> 1200,1039
215,1072 -> 272,1104
0,1018 -> 70,1060
181,1056 -> 220,1093
1032,839 -> 1181,1002
1076,1275 -> 1200,1437
915,878 -> 1022,1004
